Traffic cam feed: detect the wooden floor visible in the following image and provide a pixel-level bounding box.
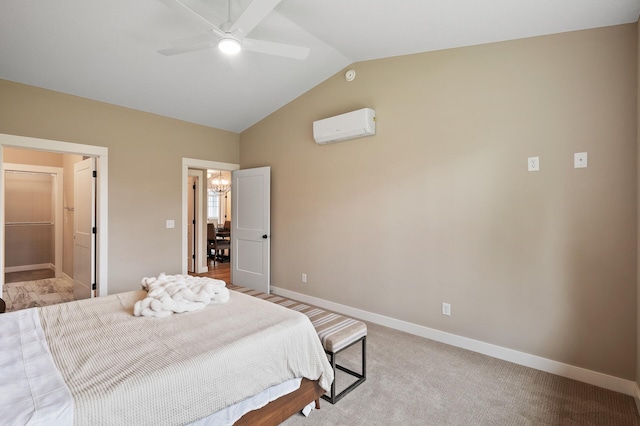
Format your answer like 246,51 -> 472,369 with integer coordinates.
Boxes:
191,259 -> 231,283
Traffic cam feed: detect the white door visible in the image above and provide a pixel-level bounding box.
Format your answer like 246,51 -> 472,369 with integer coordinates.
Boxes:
73,158 -> 96,300
187,176 -> 195,273
231,166 -> 270,293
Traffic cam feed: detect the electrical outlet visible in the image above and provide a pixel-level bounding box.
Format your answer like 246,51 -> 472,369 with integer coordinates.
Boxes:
528,156 -> 539,172
442,302 -> 451,316
302,273 -> 307,283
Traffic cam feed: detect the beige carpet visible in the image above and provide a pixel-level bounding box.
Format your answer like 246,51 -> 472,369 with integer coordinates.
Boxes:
2,278 -> 74,311
284,322 -> 640,426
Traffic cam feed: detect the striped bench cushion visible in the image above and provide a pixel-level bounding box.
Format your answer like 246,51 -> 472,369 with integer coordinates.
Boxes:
229,285 -> 367,353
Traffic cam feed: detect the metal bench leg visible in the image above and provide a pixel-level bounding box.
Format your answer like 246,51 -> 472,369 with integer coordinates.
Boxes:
322,336 -> 366,404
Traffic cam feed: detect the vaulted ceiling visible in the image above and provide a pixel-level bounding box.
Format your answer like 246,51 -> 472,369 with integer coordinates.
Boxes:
1,0 -> 638,133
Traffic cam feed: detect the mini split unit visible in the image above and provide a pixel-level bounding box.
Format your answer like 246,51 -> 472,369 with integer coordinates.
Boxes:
313,108 -> 376,144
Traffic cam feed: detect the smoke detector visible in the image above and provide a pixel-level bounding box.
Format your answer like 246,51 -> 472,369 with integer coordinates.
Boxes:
345,69 -> 356,82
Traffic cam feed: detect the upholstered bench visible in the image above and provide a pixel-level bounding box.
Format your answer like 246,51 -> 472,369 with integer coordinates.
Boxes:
228,284 -> 367,404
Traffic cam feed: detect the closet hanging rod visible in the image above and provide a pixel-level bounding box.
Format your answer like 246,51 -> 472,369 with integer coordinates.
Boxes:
5,222 -> 54,227
4,170 -> 54,176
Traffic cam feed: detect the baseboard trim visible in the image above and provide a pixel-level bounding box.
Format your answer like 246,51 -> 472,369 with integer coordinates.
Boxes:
61,273 -> 74,286
5,263 -> 54,273
272,286 -> 636,397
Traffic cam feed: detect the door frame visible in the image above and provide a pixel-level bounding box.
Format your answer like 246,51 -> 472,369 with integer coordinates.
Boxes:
0,133 -> 109,296
3,163 -> 63,279
181,158 -> 239,275
187,170 -> 200,273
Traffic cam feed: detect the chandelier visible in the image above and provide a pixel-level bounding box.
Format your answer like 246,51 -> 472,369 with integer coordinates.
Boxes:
208,170 -> 231,195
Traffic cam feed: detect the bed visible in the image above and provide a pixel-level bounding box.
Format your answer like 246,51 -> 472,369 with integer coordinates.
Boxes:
0,286 -> 334,425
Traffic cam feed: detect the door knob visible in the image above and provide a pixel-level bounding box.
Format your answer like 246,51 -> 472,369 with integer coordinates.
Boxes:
262,234 -> 268,239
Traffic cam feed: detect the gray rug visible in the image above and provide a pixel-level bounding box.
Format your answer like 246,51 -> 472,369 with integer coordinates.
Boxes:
2,278 -> 74,311
284,322 -> 640,426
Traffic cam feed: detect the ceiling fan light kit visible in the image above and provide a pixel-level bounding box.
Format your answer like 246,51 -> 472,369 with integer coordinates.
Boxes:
218,37 -> 241,55
159,0 -> 309,60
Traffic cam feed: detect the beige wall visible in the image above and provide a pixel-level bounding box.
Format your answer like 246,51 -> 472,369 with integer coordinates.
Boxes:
4,147 -> 63,166
0,79 -> 240,294
637,17 -> 640,391
241,24 -> 638,380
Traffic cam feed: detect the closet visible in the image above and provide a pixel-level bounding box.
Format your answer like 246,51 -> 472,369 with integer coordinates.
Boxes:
4,171 -> 56,272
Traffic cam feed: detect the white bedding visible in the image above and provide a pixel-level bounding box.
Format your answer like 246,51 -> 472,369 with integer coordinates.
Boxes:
0,308 -> 73,426
0,307 -> 300,426
134,274 -> 230,317
191,378 -> 302,426
28,289 -> 333,425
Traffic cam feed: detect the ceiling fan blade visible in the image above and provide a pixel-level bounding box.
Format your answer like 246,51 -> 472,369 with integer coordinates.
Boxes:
229,0 -> 283,37
158,32 -> 218,56
158,0 -> 225,31
242,38 -> 310,60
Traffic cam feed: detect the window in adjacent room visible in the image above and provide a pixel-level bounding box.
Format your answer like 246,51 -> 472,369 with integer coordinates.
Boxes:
207,169 -> 231,225
207,192 -> 220,223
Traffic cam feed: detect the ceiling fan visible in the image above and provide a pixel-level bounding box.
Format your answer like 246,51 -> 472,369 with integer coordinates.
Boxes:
158,0 -> 310,60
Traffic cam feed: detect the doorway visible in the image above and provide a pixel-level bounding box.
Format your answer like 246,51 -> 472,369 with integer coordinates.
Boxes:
206,169 -> 231,266
181,158 -> 239,276
2,153 -> 96,308
187,171 -> 200,273
4,164 -> 63,279
0,133 -> 109,297
2,164 -> 69,310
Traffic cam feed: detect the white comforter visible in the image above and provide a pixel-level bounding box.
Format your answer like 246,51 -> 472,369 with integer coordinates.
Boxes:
0,308 -> 73,425
33,289 -> 333,425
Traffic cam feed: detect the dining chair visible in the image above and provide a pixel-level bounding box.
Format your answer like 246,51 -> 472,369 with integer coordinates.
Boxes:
208,223 -> 230,263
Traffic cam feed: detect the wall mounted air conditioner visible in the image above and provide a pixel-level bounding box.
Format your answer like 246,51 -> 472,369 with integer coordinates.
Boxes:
313,108 -> 376,144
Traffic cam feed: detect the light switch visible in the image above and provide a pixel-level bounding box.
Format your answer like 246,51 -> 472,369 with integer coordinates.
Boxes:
574,152 -> 588,168
166,219 -> 175,229
528,157 -> 539,172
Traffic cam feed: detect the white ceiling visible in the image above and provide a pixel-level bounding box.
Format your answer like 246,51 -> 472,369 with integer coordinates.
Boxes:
0,0 -> 638,133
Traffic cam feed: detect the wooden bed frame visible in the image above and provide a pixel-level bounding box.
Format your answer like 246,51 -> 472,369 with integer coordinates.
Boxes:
235,378 -> 323,425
